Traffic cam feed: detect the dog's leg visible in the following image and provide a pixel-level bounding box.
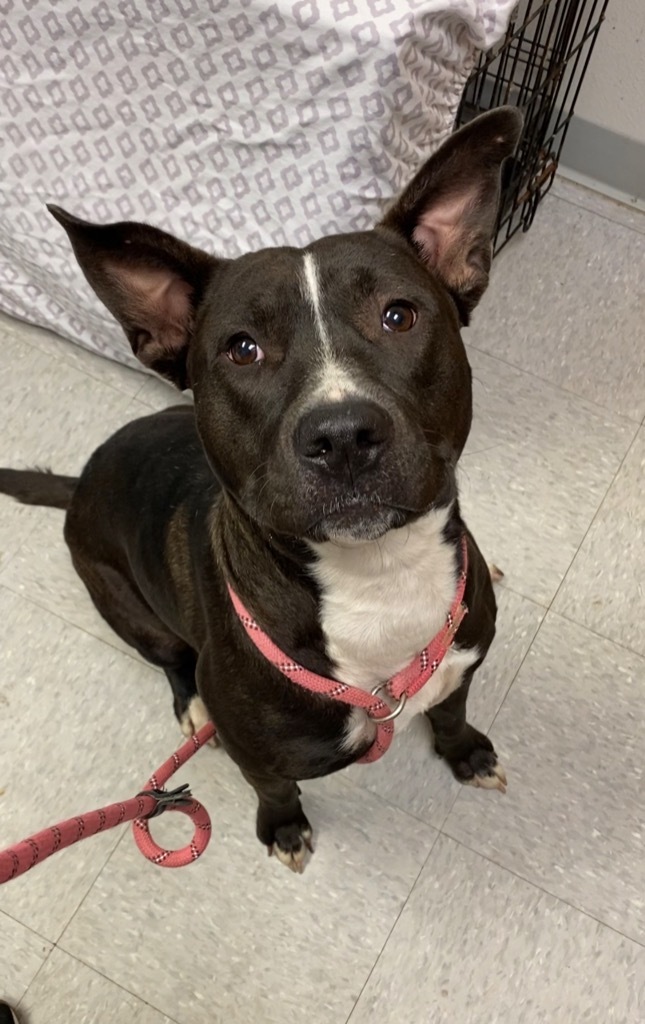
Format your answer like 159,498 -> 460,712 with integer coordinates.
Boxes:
67,551 -> 213,741
426,672 -> 507,793
241,770 -> 313,874
165,649 -> 215,745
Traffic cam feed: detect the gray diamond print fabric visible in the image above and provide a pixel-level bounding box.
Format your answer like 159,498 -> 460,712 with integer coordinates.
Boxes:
0,0 -> 517,369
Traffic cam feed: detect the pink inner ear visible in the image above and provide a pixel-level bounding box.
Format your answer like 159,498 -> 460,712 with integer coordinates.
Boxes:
107,264 -> 194,352
412,193 -> 471,271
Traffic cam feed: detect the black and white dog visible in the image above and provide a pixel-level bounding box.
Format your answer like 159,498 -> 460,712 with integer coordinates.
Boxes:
0,108 -> 522,872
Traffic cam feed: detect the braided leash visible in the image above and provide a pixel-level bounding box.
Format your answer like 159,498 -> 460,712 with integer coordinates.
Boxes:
0,722 -> 216,885
0,538 -> 468,882
228,535 -> 469,763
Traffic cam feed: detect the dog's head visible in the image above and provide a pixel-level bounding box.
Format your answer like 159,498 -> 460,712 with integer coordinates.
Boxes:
50,107 -> 521,543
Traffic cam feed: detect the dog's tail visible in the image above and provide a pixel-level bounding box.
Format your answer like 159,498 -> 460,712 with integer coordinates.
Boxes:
0,468 -> 78,510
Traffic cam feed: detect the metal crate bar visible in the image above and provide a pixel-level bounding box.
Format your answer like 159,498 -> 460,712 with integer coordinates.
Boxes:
457,0 -> 610,253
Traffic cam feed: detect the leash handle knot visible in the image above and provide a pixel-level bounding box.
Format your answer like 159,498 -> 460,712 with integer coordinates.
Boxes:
0,722 -> 216,885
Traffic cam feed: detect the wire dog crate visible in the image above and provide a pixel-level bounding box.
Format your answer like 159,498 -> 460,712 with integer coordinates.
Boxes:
457,0 -> 610,253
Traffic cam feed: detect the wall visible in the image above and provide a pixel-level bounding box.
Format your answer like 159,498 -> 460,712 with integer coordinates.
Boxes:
560,0 -> 645,198
574,0 -> 645,144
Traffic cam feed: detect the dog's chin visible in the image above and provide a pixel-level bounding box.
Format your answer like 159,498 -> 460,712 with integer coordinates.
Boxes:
307,505 -> 408,544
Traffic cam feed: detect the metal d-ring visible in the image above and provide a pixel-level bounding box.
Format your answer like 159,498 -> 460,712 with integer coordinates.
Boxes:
370,684 -> 407,722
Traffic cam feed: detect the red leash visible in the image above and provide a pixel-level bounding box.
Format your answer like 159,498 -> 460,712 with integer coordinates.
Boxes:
0,722 -> 216,885
1,539 -> 469,883
228,535 -> 469,763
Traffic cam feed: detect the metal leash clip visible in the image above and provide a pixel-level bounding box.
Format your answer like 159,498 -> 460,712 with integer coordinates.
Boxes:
137,783 -> 194,819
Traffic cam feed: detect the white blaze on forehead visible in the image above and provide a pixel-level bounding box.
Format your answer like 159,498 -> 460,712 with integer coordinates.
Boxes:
301,252 -> 364,403
312,361 -> 363,403
301,252 -> 331,354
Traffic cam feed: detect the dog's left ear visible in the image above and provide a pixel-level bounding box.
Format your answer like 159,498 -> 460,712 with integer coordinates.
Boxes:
47,206 -> 218,388
380,107 -> 523,323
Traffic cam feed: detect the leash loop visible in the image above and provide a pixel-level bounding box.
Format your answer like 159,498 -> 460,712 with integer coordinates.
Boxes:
0,722 -> 216,885
131,723 -> 215,867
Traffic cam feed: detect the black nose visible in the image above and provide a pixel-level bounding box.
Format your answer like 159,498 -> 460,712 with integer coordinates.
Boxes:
294,400 -> 394,478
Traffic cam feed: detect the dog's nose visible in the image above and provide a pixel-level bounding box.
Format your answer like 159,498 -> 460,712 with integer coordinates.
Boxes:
294,400 -> 393,477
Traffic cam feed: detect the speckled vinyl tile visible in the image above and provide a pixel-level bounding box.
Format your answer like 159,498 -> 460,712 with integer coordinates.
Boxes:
0,912 -> 52,1007
444,612 -> 645,945
60,744 -> 437,1024
459,346 -> 636,607
19,948 -> 176,1024
349,836 -> 645,1024
469,194 -> 645,420
0,586 -> 173,941
554,427 -> 645,657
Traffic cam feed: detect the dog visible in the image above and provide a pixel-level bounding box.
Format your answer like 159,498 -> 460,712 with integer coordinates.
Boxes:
0,107 -> 522,873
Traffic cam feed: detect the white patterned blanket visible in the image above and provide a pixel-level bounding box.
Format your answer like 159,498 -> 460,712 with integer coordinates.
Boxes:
0,0 -> 516,368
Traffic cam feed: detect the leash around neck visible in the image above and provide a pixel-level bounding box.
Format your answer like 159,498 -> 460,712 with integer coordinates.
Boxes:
228,534 -> 469,763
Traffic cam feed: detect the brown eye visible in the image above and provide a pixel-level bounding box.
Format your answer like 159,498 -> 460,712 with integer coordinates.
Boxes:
382,302 -> 417,333
226,334 -> 264,365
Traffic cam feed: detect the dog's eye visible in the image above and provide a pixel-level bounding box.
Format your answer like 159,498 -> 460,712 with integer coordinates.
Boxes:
226,334 -> 264,365
382,302 -> 417,333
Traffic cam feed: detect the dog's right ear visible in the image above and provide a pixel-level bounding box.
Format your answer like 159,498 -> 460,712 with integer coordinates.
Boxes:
380,107 -> 522,324
48,206 -> 218,389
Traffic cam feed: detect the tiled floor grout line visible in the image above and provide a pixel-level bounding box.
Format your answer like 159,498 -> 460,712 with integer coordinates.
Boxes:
22,944 -> 183,1024
0,907 -> 53,947
0,579 -> 163,674
488,629 -> 543,742
468,416 -> 641,743
37,830 -> 177,1017
547,424 -> 642,616
439,831 -> 645,952
2,326 -> 144,404
444,421 -> 640,824
549,607 -> 645,663
56,826 -> 132,951
492,579 -> 548,610
334,771 -> 446,834
468,341 -> 644,427
551,187 -> 645,237
15,947 -> 55,1013
343,829 -> 443,1024
437,422 -> 645,946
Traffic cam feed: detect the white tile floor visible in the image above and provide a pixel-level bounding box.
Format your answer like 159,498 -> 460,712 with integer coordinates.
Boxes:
0,181 -> 644,1023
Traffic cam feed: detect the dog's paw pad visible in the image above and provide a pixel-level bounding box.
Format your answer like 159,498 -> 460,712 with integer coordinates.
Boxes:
268,825 -> 314,874
180,696 -> 218,747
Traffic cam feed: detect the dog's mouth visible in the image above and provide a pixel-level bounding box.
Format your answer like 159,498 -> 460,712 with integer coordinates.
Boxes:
304,494 -> 413,543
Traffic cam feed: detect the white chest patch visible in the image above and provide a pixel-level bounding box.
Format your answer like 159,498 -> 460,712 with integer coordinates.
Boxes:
308,507 -> 478,752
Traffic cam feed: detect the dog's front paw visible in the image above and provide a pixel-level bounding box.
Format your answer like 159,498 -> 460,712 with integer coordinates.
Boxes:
268,820 -> 314,874
435,725 -> 507,794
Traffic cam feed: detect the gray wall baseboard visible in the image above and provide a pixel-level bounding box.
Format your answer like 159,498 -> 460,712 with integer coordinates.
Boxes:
560,117 -> 645,201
